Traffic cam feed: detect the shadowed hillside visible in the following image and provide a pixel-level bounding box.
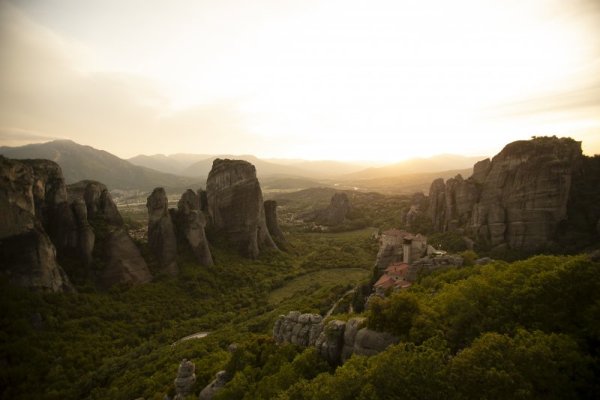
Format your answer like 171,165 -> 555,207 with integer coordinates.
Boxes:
0,140 -> 199,190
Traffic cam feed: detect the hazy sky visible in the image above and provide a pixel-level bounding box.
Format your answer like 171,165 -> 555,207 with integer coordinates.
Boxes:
1,0 -> 599,161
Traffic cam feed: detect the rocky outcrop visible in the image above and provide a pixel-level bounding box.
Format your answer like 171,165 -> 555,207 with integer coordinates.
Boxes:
352,326 -> 399,357
0,227 -> 73,292
273,311 -> 398,365
315,320 -> 347,364
404,192 -> 427,230
172,189 -> 213,266
198,371 -> 227,400
0,156 -> 73,292
264,200 -> 286,245
68,180 -> 152,287
273,311 -> 323,347
147,188 -> 178,275
173,359 -> 196,400
206,159 -> 277,258
1,156 -> 151,290
303,192 -> 352,226
427,137 -> 584,251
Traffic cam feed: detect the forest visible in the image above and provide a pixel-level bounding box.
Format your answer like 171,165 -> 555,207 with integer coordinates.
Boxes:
2,223 -> 599,399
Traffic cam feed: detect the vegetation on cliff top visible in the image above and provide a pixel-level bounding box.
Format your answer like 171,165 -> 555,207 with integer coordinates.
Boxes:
0,229 -> 376,399
214,254 -> 600,399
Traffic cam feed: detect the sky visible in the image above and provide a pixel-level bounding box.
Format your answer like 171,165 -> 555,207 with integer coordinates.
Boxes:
0,0 -> 599,162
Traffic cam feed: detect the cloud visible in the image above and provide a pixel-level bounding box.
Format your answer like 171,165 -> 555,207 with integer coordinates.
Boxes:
0,2 -> 258,158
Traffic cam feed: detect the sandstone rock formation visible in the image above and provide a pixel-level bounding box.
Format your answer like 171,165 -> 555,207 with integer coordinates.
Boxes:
147,187 -> 178,275
427,137 -> 584,251
0,155 -> 152,291
273,311 -> 323,347
263,200 -> 287,245
173,359 -> 196,400
206,159 -> 276,258
68,180 -> 152,287
315,320 -> 347,364
303,192 -> 352,226
273,311 -> 398,365
0,156 -> 73,292
198,371 -> 227,400
0,227 -> 73,292
172,189 -> 213,266
404,192 -> 427,230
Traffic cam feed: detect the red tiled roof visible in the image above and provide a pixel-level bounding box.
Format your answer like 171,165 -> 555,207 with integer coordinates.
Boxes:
385,263 -> 409,276
374,274 -> 395,289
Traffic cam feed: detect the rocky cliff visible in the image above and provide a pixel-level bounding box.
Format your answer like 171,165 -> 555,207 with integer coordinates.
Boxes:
303,192 -> 352,226
68,180 -> 152,287
273,311 -> 398,365
0,156 -> 152,291
206,159 -> 277,258
146,188 -> 178,275
263,200 -> 287,246
0,157 -> 72,291
172,189 -> 213,266
427,137 -> 587,251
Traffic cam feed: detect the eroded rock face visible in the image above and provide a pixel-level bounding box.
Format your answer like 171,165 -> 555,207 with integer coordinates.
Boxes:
147,187 -> 178,275
0,227 -> 73,292
173,359 -> 196,400
427,137 -> 583,251
199,370 -> 227,400
0,156 -> 150,290
68,180 -> 152,287
172,189 -> 213,266
273,312 -> 397,365
206,159 -> 276,258
0,156 -> 73,292
315,320 -> 347,364
273,311 -> 323,347
303,192 -> 352,226
264,200 -> 286,245
100,229 -> 152,287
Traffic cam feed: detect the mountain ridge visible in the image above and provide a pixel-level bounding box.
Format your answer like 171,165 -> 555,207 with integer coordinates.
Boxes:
0,139 -> 199,190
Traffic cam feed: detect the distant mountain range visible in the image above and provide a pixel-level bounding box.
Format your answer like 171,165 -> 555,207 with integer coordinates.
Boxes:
343,154 -> 484,179
0,140 -> 200,191
0,139 -> 486,193
127,153 -> 373,178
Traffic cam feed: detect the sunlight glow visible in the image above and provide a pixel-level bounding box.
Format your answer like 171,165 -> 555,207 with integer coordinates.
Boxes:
1,0 -> 599,160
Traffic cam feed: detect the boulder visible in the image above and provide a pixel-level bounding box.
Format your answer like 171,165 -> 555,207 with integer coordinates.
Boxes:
273,311 -> 323,347
352,328 -> 399,357
315,320 -> 346,365
147,188 -> 178,275
206,159 -> 277,258
341,317 -> 365,362
173,359 -> 196,400
272,311 -> 397,365
198,370 -> 227,400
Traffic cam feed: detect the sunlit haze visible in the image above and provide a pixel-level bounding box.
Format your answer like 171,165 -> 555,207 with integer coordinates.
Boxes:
1,0 -> 599,161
